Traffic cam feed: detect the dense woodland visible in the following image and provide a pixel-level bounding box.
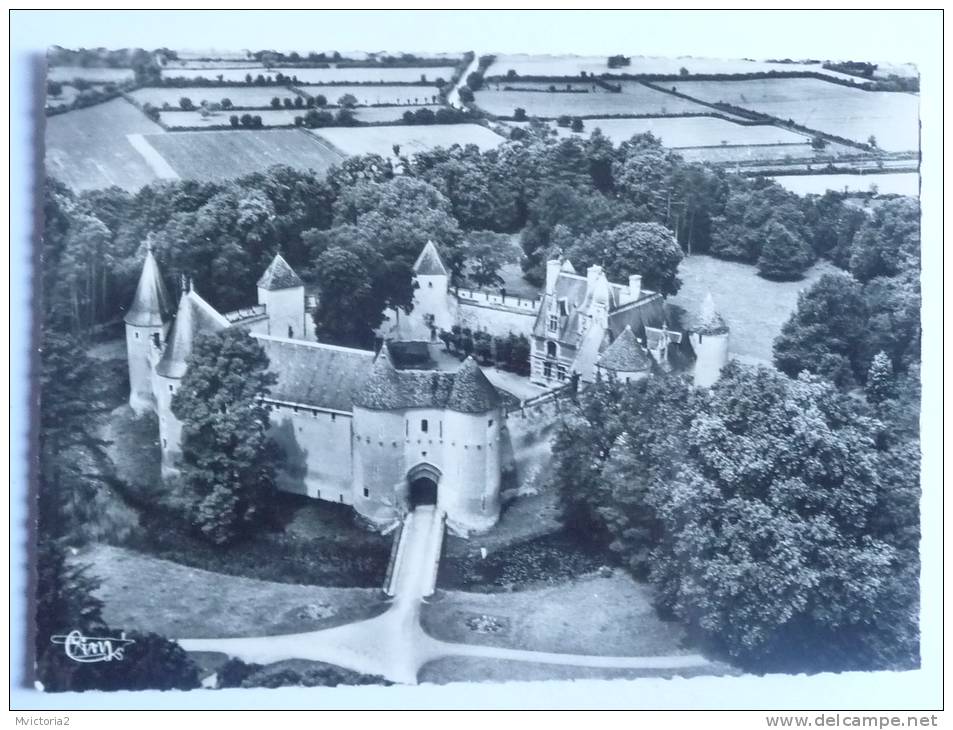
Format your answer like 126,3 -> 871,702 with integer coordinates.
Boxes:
38,128 -> 921,683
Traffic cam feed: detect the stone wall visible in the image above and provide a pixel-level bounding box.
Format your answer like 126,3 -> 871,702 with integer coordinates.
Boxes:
457,299 -> 537,339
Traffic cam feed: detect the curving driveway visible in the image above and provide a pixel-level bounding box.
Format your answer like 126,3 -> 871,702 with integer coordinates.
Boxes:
179,506 -> 712,684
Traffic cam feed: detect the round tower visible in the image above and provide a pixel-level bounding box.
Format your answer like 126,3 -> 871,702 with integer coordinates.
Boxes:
688,292 -> 730,388
124,245 -> 172,415
154,286 -> 229,476
409,240 -> 451,338
257,252 -> 306,340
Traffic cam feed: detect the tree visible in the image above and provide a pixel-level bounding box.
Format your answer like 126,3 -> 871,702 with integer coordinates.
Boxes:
171,328 -> 280,545
465,71 -> 484,91
229,114 -> 239,127
315,93 -> 327,107
556,114 -> 571,128
649,363 -> 913,670
773,272 -> 868,387
571,117 -> 585,133
458,87 -> 474,103
848,198 -> 920,282
866,350 -> 895,405
312,246 -> 385,348
47,80 -> 63,96
463,230 -> 511,288
270,96 -> 282,109
337,93 -> 358,108
568,221 -> 684,296
221,97 -> 233,110
513,107 -> 527,121
756,219 -> 815,280
811,135 -> 828,150
178,96 -> 194,111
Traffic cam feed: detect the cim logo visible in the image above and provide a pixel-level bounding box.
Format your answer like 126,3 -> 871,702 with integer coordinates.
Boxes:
50,630 -> 135,663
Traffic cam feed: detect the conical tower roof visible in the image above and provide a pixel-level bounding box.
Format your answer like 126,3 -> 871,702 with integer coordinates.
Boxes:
597,325 -> 653,372
124,247 -> 172,326
155,289 -> 230,379
689,292 -> 729,336
447,357 -> 501,413
353,342 -> 404,409
257,252 -> 303,291
413,240 -> 448,276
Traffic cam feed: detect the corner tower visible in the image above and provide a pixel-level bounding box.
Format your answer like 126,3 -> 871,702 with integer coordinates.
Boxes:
410,240 -> 452,337
257,253 -> 306,340
124,245 -> 172,414
688,292 -> 730,387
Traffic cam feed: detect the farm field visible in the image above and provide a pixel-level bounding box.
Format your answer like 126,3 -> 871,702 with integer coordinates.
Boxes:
771,171 -> 920,197
45,83 -> 109,109
143,129 -> 344,182
677,143 -> 818,164
310,123 -> 505,158
45,97 -> 167,191
162,65 -> 457,84
159,108 -> 303,128
163,59 -> 262,70
484,53 -> 858,81
130,86 -> 305,109
669,254 -> 841,364
47,65 -> 134,83
475,81 -> 709,117
297,83 -> 442,106
513,116 -> 809,146
671,78 -> 920,152
353,105 -> 441,123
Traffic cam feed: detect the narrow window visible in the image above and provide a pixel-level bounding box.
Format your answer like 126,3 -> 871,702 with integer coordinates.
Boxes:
331,413 -> 336,422
151,333 -> 160,348
317,490 -> 321,499
488,419 -> 493,427
548,315 -> 558,332
162,438 -> 167,448
439,421 -> 443,438
481,496 -> 486,511
405,420 -> 409,436
421,419 -> 428,433
134,331 -> 139,339
288,325 -> 294,338
427,281 -> 433,288
363,488 -> 369,498
339,494 -> 344,503
168,384 -> 174,393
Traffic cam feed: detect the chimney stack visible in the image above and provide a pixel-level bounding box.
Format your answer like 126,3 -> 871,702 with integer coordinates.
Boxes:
628,274 -> 642,301
545,259 -> 562,295
586,264 -> 603,286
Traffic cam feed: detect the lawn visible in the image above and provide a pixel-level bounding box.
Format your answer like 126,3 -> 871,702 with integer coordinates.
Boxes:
419,656 -> 731,684
424,572 -> 694,657
142,128 -> 344,182
671,78 -> 920,152
45,97 -> 167,192
130,86 -> 305,109
47,65 -> 134,83
310,123 -> 505,158
669,254 -> 841,364
296,84 -> 442,106
475,81 -> 708,118
163,66 -> 457,84
73,544 -> 387,639
771,171 -> 920,197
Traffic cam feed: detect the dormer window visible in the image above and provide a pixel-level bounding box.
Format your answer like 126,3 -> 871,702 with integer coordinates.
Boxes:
548,315 -> 558,333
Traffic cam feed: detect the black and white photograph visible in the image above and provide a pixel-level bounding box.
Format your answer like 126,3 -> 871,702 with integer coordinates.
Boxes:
12,8 -> 941,714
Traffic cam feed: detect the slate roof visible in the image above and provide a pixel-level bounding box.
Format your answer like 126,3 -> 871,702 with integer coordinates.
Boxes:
687,292 -> 729,336
155,290 -> 230,379
413,240 -> 449,276
254,335 -> 375,412
124,248 -> 172,327
597,325 -> 653,372
355,346 -> 499,413
257,253 -> 304,291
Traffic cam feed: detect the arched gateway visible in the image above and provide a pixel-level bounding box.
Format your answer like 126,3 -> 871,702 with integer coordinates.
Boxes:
406,463 -> 441,509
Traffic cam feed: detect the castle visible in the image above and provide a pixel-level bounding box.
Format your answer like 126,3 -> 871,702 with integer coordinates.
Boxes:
124,240 -> 729,534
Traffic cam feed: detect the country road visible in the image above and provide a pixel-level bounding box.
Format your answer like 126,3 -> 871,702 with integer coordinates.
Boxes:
447,52 -> 481,110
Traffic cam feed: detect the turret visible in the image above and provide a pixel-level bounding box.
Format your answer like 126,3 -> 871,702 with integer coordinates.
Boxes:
688,292 -> 730,387
257,253 -> 306,340
153,286 -> 230,475
410,240 -> 452,336
596,324 -> 653,384
124,245 -> 172,414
